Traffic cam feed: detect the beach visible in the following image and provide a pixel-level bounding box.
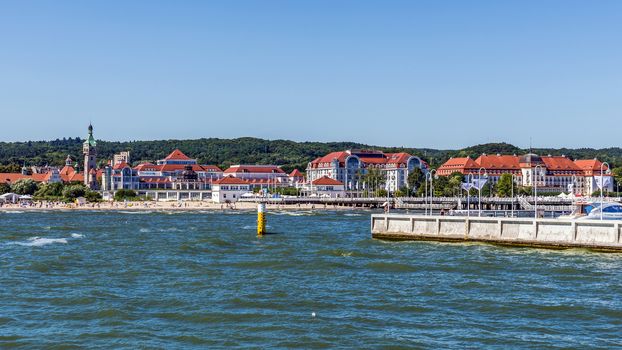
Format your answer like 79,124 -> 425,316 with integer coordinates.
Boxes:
0,200 -> 365,212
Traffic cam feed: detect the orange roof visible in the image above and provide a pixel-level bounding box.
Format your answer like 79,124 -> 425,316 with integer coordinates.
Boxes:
438,157 -> 479,173
133,163 -> 157,171
289,169 -> 304,177
164,149 -> 191,160
311,151 -> 350,165
385,152 -> 411,165
213,175 -> 250,185
59,165 -> 76,176
312,176 -> 344,186
574,159 -> 608,171
0,173 -> 30,184
541,156 -> 580,171
224,165 -> 285,174
113,161 -> 130,170
475,155 -> 520,170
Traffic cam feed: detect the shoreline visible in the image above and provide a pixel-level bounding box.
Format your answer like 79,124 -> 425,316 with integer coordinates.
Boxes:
0,201 -> 375,212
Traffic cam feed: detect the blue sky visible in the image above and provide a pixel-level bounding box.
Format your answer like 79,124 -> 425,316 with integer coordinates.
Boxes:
0,1 -> 620,149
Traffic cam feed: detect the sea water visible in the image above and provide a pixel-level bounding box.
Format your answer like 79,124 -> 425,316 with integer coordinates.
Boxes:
1,210 -> 621,348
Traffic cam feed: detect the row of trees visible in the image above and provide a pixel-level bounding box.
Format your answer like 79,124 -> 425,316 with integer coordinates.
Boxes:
2,138 -> 622,174
0,179 -> 101,202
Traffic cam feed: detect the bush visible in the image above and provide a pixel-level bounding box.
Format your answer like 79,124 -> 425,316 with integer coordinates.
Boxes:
34,182 -> 65,199
62,184 -> 87,200
11,178 -> 39,195
114,189 -> 138,201
0,183 -> 10,195
85,191 -> 102,202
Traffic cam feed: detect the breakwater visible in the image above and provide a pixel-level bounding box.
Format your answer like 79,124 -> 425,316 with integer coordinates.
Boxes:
371,214 -> 622,251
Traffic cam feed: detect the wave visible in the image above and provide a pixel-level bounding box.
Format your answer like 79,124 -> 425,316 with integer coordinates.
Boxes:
71,233 -> 84,238
343,213 -> 362,217
117,210 -> 154,214
2,210 -> 25,214
9,237 -> 68,247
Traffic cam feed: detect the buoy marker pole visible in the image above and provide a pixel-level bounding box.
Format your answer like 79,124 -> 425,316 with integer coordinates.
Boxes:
257,203 -> 266,236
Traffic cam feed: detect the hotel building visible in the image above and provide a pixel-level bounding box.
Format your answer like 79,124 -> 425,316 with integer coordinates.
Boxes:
437,153 -> 613,195
306,150 -> 428,194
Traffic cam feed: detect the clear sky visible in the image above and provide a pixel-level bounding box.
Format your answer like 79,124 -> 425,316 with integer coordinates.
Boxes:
0,1 -> 620,149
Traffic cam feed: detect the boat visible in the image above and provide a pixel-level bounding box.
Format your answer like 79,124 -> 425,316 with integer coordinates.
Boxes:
559,201 -> 622,220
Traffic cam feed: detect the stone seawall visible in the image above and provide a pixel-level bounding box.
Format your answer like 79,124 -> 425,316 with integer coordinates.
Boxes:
371,215 -> 622,251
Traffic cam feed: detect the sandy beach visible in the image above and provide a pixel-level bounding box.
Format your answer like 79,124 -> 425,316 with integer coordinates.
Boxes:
0,200 -> 368,212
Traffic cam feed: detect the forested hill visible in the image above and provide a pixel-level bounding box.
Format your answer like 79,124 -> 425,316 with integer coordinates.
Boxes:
0,138 -> 620,173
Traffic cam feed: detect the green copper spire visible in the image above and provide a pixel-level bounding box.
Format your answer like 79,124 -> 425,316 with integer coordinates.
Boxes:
84,123 -> 97,147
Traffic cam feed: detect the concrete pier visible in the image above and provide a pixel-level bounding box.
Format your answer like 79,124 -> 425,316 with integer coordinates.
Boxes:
371,214 -> 622,251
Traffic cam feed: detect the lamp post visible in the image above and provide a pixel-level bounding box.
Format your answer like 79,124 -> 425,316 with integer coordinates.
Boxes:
600,162 -> 610,220
478,167 -> 487,217
510,174 -> 516,217
429,169 -> 436,215
425,170 -> 435,215
534,165 -> 544,219
424,173 -> 428,216
466,173 -> 472,217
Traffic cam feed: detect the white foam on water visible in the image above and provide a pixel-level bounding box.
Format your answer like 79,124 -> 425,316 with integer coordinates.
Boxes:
71,233 -> 84,238
139,228 -> 151,233
10,237 -> 68,247
3,210 -> 25,214
118,210 -> 153,214
344,213 -> 362,217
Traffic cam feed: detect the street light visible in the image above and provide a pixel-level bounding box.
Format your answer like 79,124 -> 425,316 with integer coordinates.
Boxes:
466,173 -> 472,217
510,174 -> 516,217
478,167 -> 487,217
425,170 -> 436,215
534,164 -> 545,219
600,162 -> 610,220
429,169 -> 436,215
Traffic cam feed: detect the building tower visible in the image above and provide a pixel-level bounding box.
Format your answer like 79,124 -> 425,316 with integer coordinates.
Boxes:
83,123 -> 98,189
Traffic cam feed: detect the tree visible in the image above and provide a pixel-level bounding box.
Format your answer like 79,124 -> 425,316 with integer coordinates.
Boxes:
114,189 -> 138,201
407,168 -> 425,194
496,174 -> 514,197
446,173 -> 464,197
62,184 -> 87,200
34,182 -> 65,198
362,168 -> 385,197
613,167 -> 622,191
0,183 -> 10,194
10,178 -> 38,195
85,191 -> 102,202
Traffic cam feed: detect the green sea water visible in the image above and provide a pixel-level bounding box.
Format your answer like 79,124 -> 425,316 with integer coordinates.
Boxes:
1,209 -> 621,349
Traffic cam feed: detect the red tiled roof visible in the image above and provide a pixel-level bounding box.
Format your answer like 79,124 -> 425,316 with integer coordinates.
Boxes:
224,165 -> 285,174
59,165 -> 76,176
475,155 -> 520,170
541,156 -> 580,171
113,161 -> 130,170
213,175 -> 250,185
385,152 -> 411,165
310,151 -> 350,165
134,163 -> 158,171
0,173 -> 30,184
574,159 -> 608,172
164,149 -> 191,160
289,169 -> 304,177
438,157 -> 479,173
312,176 -> 344,186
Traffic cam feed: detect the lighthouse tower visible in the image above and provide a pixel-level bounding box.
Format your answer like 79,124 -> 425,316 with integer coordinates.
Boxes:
83,123 -> 99,189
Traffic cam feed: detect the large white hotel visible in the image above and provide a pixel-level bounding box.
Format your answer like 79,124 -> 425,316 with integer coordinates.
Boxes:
305,149 -> 429,194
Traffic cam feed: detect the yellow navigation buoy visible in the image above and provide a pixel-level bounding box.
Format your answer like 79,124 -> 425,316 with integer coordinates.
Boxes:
257,203 -> 266,236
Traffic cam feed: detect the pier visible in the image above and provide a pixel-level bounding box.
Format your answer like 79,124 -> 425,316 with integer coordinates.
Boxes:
371,214 -> 622,251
